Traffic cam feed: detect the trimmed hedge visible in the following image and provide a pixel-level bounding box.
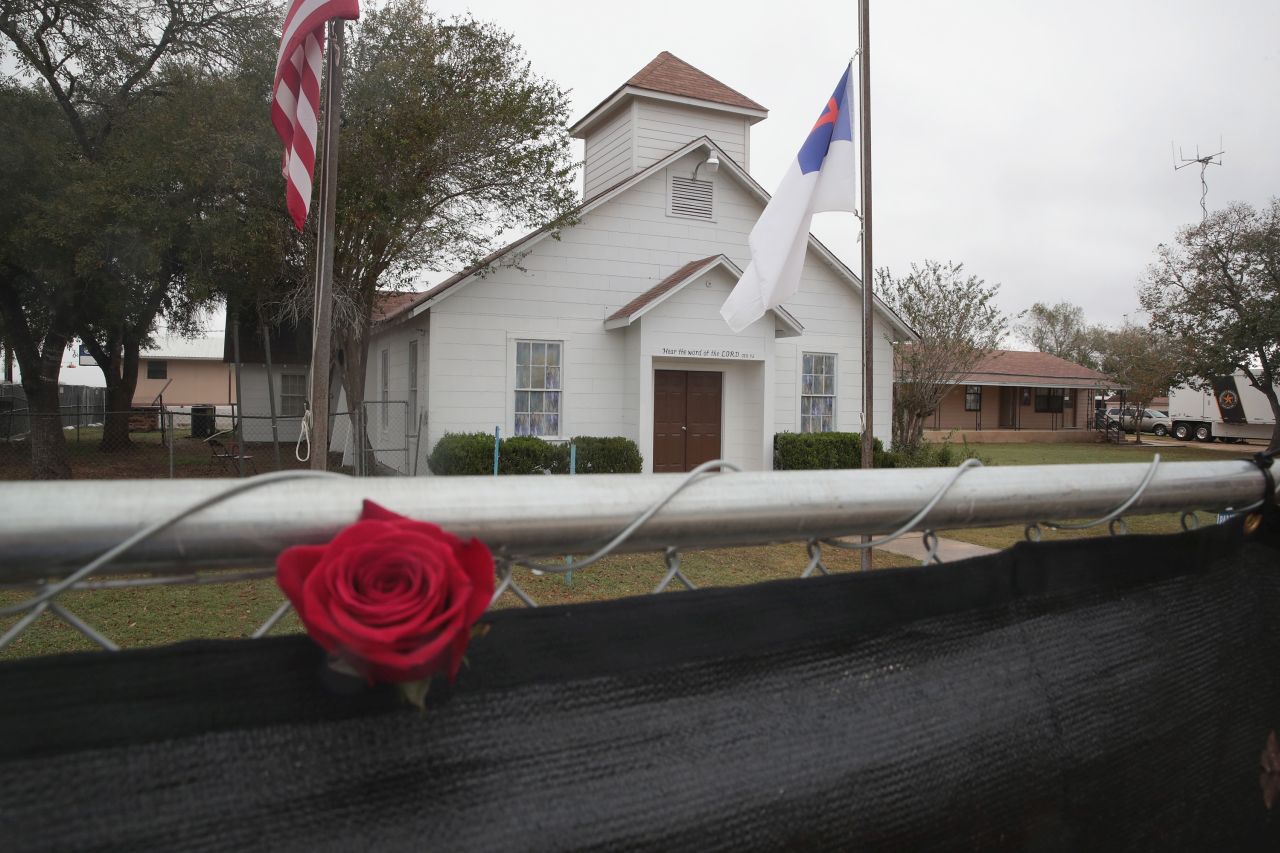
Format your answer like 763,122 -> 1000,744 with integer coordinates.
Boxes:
572,436 -> 643,474
774,432 -> 892,470
498,436 -> 567,475
773,432 -> 986,470
427,432 -> 497,476
428,433 -> 641,476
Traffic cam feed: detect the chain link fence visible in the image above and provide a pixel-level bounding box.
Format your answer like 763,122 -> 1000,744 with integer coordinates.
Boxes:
0,401 -> 421,480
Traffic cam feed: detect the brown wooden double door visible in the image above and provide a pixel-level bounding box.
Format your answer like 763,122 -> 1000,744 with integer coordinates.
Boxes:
653,370 -> 722,473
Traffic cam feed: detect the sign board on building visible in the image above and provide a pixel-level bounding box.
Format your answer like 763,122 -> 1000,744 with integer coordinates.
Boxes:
658,345 -> 759,360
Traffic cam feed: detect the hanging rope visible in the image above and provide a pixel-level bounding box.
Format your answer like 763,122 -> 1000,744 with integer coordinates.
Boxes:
296,405 -> 313,462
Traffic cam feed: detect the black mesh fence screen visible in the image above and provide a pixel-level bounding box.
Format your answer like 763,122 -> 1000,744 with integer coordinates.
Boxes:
2,513 -> 1278,850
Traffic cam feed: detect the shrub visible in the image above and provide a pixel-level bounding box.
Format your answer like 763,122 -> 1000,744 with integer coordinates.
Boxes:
427,432 -> 496,475
571,436 -> 642,473
498,436 -> 567,475
429,433 -> 638,475
773,432 -> 891,470
888,439 -> 989,469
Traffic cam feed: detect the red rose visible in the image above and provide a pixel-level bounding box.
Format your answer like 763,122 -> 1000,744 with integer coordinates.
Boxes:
276,499 -> 494,684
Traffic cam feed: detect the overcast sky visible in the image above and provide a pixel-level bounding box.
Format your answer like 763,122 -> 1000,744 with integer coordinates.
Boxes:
15,0 -> 1280,385
430,0 -> 1280,331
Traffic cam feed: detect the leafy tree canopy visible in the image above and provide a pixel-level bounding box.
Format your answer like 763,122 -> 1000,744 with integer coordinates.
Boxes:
1139,199 -> 1280,450
1017,301 -> 1109,370
272,0 -> 581,443
876,260 -> 1011,450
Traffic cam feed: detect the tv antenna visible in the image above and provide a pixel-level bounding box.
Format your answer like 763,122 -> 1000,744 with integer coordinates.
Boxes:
1172,140 -> 1223,220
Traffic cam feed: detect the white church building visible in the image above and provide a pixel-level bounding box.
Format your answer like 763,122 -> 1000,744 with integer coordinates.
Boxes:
242,52 -> 914,474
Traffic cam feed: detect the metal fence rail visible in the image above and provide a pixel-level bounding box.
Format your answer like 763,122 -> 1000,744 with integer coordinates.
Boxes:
0,457 -> 1271,652
0,459 -> 1267,582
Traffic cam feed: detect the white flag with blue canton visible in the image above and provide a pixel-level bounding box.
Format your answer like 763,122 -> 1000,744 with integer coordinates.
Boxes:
721,63 -> 858,332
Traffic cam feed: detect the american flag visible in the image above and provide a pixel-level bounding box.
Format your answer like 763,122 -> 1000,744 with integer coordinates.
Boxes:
272,0 -> 361,231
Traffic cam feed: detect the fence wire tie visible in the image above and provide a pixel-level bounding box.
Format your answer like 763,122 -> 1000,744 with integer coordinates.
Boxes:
0,470 -> 349,651
801,539 -> 830,578
1179,450 -> 1273,528
921,530 -> 942,565
490,558 -> 538,609
1024,454 -> 1161,543
653,547 -> 696,594
504,460 -> 743,584
822,458 -> 985,553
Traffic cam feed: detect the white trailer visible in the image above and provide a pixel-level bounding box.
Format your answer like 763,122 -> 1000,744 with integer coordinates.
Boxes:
1168,371 -> 1277,442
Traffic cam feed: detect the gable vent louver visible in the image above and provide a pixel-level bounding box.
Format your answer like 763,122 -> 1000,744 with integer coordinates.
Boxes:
669,176 -> 714,220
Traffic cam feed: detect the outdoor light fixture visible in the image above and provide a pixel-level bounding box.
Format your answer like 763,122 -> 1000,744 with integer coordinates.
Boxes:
692,153 -> 720,182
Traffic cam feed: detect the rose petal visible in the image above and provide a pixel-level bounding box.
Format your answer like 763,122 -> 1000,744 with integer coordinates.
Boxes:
455,538 -> 495,623
276,544 -> 328,604
359,499 -> 403,523
296,558 -> 348,653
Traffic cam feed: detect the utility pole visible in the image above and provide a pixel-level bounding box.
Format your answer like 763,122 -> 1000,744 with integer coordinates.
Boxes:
858,0 -> 874,571
308,19 -> 345,471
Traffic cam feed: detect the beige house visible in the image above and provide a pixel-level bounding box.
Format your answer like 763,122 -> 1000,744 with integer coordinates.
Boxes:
131,335 -> 235,408
925,350 -> 1112,434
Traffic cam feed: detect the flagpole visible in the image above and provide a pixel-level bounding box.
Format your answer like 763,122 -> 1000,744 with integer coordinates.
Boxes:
858,0 -> 875,570
309,19 -> 344,471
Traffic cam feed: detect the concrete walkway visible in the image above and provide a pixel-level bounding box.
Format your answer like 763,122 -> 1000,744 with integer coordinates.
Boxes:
877,534 -> 998,564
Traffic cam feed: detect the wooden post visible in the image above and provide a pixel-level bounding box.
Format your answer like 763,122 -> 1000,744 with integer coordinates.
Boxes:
231,311 -> 245,478
261,318 -> 282,471
308,20 -> 345,472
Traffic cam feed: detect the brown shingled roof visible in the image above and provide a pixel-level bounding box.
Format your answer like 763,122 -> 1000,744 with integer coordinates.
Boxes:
371,291 -> 425,323
626,52 -> 766,112
961,350 -> 1112,387
606,255 -> 722,322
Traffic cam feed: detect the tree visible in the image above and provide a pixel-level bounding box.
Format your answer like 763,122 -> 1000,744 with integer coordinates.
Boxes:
1096,325 -> 1180,445
276,0 -> 579,454
876,261 -> 1011,450
1017,301 -> 1107,369
1139,199 -> 1280,451
0,0 -> 273,475
0,84 -> 82,477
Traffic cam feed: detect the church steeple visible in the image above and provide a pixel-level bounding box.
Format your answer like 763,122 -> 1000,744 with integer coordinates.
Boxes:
570,52 -> 768,197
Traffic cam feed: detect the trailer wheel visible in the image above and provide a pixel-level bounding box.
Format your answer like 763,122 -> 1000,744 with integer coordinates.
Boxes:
1194,424 -> 1212,442
1172,422 -> 1190,441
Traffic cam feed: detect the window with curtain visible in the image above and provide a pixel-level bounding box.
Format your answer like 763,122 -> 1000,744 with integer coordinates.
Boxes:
515,340 -> 561,436
801,352 -> 836,432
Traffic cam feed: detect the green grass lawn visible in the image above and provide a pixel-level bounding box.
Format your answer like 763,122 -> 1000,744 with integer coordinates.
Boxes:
939,439 -> 1257,548
1,545 -> 914,660
969,440 -> 1257,466
1,438 -> 1257,660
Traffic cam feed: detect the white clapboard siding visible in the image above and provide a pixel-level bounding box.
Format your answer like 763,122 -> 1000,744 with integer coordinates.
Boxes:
634,101 -> 748,170
237,363 -> 308,444
582,106 -> 634,198
370,147 -> 892,472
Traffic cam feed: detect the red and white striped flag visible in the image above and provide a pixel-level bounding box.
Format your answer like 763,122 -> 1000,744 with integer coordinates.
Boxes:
272,0 -> 361,231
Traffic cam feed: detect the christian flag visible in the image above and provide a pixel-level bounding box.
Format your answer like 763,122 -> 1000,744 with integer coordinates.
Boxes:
272,0 -> 361,231
721,63 -> 857,332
